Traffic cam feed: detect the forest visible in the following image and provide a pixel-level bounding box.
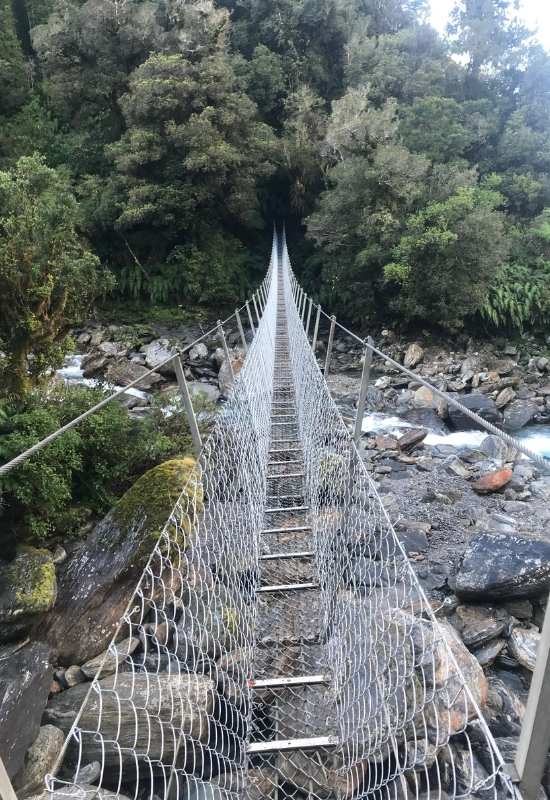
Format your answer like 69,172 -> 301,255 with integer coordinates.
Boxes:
1,0 -> 550,547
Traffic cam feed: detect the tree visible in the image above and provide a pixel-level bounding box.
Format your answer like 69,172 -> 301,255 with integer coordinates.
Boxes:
383,179 -> 508,329
0,0 -> 29,114
0,155 -> 108,397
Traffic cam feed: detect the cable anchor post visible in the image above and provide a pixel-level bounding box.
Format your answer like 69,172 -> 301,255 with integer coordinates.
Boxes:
324,314 -> 336,377
353,336 -> 373,444
217,320 -> 235,381
235,308 -> 248,353
173,355 -> 202,458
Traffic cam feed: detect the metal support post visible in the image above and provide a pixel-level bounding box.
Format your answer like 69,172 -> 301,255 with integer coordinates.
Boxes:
235,309 -> 248,353
312,305 -> 321,354
324,315 -> 336,377
173,356 -> 203,458
218,320 -> 235,381
0,757 -> 17,800
246,300 -> 255,336
305,297 -> 313,339
515,599 -> 550,800
252,293 -> 261,326
353,337 -> 373,444
301,294 -> 307,325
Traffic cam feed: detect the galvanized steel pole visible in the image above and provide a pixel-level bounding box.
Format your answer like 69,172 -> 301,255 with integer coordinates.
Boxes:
312,305 -> 321,355
246,300 -> 256,336
174,356 -> 202,457
218,320 -> 235,381
353,337 -> 373,444
324,315 -> 336,376
515,602 -> 550,800
305,298 -> 313,339
252,293 -> 261,326
235,309 -> 248,353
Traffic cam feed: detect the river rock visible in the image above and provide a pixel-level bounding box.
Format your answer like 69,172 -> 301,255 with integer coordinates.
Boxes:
503,399 -> 538,431
27,786 -> 131,800
13,725 -> 65,799
471,468 -> 512,494
455,531 -> 550,599
189,343 -> 208,362
81,353 -> 107,378
187,381 -> 220,404
495,387 -> 516,408
448,394 -> 501,431
105,360 -> 162,390
508,626 -> 540,670
0,548 -> 57,643
404,343 -> 424,369
473,639 -> 506,666
479,435 -> 517,464
80,636 -> 140,680
41,458 -> 202,664
143,339 -> 178,376
453,605 -> 508,647
43,673 -> 214,768
218,352 -> 245,396
398,428 -> 427,451
0,641 -> 52,778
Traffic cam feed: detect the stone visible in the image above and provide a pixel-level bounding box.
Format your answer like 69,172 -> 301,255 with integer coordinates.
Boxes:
187,381 -> 220,404
398,428 -> 427,451
188,342 -> 208,362
44,673 -> 214,768
143,339 -> 177,376
508,626 -> 540,670
375,434 -> 398,450
77,332 -> 91,346
218,352 -> 245,396
471,468 -> 513,494
453,605 -> 508,648
404,343 -> 424,368
397,527 -> 429,556
0,641 -> 51,778
0,548 -> 57,642
455,531 -> 550,599
478,435 -> 517,464
495,387 -> 516,408
81,353 -> 108,377
502,598 -> 533,620
448,393 -> 501,431
80,636 -> 141,680
413,386 -> 434,409
445,457 -> 471,479
537,357 -> 549,371
13,725 -> 64,799
41,458 -> 202,664
503,399 -> 538,431
105,360 -> 162,390
64,665 -> 85,687
400,408 -> 449,434
473,639 -> 506,667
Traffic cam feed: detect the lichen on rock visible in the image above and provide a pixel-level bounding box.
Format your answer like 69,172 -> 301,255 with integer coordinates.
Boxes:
0,547 -> 57,642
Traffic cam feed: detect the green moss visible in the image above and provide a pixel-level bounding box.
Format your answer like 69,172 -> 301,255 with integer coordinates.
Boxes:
113,457 -> 203,556
2,547 -> 57,619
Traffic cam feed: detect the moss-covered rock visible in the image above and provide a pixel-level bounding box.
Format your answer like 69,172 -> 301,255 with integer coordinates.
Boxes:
41,458 -> 202,665
0,548 -> 57,643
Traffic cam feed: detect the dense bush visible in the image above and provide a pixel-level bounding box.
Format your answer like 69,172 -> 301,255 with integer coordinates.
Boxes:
0,384 -> 209,549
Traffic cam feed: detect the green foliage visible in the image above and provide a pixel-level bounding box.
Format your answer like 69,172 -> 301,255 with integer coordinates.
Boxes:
0,0 -> 28,114
0,383 -> 206,545
0,155 -> 111,397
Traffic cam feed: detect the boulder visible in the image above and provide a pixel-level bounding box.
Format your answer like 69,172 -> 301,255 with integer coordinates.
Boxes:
81,353 -> 108,378
473,639 -> 506,667
404,343 -> 424,369
187,381 -> 220,404
105,360 -> 162,390
448,394 -> 501,431
0,548 -> 57,643
0,641 -> 52,778
13,725 -> 65,799
43,673 -> 214,768
400,408 -> 449,434
80,636 -> 140,680
143,339 -> 177,377
479,435 -> 517,465
503,400 -> 538,431
509,627 -> 540,671
412,386 -> 447,416
496,387 -> 516,408
41,458 -> 202,664
218,352 -> 245,396
398,429 -> 428,451
453,605 -> 508,648
456,531 -> 550,599
189,343 -> 208,362
471,468 -> 513,494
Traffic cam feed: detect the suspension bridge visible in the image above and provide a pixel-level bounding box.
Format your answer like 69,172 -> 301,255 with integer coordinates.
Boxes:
2,231 -> 550,800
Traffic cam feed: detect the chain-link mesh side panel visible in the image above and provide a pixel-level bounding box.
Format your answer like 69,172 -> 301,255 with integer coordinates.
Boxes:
46,251 -> 279,800
282,247 -> 517,800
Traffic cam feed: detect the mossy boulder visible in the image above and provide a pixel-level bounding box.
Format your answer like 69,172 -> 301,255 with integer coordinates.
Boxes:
0,548 -> 57,643
41,458 -> 202,665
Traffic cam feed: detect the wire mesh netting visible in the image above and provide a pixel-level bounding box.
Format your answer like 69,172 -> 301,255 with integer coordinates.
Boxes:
45,233 -> 518,800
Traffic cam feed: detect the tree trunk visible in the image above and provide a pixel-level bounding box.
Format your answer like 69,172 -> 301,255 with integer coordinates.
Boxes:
4,340 -> 31,398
